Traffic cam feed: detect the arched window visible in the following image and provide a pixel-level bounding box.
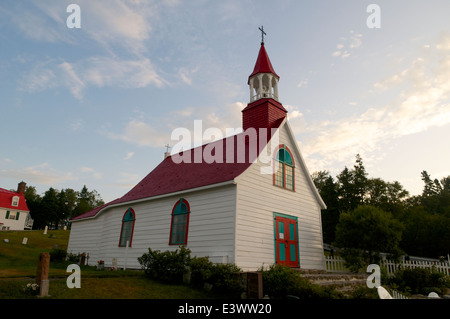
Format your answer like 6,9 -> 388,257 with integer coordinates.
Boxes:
274,145 -> 295,191
11,196 -> 19,207
119,208 -> 135,247
169,198 -> 190,245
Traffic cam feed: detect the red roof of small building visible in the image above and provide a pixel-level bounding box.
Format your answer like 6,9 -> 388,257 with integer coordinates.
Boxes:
0,188 -> 29,212
248,43 -> 279,83
71,121 -> 283,221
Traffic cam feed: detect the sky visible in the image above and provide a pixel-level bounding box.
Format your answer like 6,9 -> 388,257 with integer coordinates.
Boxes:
1,0 -> 450,203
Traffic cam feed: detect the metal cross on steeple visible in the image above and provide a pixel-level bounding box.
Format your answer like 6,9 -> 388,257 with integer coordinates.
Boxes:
259,26 -> 267,44
164,143 -> 171,159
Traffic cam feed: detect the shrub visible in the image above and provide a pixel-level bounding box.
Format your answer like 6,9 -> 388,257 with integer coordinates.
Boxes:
138,246 -> 191,283
260,264 -> 343,299
261,264 -> 300,298
208,263 -> 243,297
49,247 -> 67,262
66,252 -> 80,263
389,267 -> 450,295
189,256 -> 214,287
138,248 -> 243,297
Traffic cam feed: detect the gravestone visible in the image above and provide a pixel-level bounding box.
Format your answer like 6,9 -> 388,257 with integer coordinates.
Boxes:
112,258 -> 118,269
22,237 -> 28,245
79,253 -> 86,266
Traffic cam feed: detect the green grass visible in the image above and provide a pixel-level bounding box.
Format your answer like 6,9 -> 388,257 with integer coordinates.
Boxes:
0,230 -> 70,278
0,230 -> 213,299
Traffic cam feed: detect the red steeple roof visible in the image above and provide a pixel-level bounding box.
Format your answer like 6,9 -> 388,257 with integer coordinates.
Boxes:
248,43 -> 279,83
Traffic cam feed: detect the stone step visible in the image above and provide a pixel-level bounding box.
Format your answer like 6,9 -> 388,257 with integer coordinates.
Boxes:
300,273 -> 368,287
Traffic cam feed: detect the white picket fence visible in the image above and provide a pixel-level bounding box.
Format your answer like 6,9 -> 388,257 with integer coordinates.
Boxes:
325,255 -> 348,273
381,258 -> 450,277
391,289 -> 409,299
325,255 -> 450,277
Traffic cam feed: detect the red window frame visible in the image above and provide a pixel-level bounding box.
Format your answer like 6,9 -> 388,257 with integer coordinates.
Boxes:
118,208 -> 136,247
169,198 -> 191,245
273,144 -> 295,191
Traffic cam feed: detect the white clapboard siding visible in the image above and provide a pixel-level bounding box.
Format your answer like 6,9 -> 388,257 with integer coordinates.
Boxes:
234,122 -> 325,271
68,184 -> 237,269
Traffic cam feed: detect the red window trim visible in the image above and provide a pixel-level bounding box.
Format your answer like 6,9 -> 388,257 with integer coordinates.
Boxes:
169,198 -> 191,245
273,144 -> 295,192
118,208 -> 136,247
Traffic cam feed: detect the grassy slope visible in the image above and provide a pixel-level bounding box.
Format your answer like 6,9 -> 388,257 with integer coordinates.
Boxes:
0,230 -> 70,278
0,230 -> 212,299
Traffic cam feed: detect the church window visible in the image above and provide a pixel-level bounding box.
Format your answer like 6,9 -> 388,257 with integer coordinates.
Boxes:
274,145 -> 295,191
169,198 -> 190,245
119,208 -> 135,247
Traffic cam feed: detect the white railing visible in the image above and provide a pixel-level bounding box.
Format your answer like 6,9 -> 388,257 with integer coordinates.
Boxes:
325,255 -> 347,273
381,258 -> 450,277
391,289 -> 409,299
325,255 -> 450,277
250,92 -> 278,102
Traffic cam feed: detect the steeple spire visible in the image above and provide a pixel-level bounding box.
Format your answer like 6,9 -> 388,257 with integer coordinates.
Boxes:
241,31 -> 287,132
248,29 -> 280,102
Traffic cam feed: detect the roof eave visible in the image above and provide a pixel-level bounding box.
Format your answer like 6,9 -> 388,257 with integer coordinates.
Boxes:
70,180 -> 238,222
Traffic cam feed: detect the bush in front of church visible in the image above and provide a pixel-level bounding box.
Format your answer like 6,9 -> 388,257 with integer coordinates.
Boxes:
138,246 -> 191,284
138,247 -> 243,297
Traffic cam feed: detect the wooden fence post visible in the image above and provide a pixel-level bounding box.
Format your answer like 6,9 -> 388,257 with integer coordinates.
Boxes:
36,252 -> 50,297
247,272 -> 263,299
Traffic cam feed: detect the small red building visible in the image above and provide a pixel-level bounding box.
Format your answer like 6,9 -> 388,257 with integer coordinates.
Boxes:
0,182 -> 32,230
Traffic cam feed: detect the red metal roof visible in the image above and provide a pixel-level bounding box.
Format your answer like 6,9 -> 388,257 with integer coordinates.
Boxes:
0,188 -> 29,212
71,123 -> 282,221
248,43 -> 279,83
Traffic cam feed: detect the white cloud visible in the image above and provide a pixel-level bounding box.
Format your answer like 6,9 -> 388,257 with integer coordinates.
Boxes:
59,62 -> 85,100
20,57 -> 166,99
80,167 -> 102,180
304,33 -> 450,171
124,152 -> 135,160
84,57 -> 166,89
297,79 -> 309,88
2,5 -> 71,43
178,67 -> 199,86
104,119 -> 170,148
4,0 -> 160,54
70,119 -> 84,131
113,172 -> 141,189
102,101 -> 245,148
332,30 -> 363,59
0,163 -> 76,185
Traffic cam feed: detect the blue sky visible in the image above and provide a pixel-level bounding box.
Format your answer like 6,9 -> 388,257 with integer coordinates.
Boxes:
1,0 -> 450,203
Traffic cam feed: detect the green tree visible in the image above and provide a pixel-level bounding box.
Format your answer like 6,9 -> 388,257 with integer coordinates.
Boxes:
336,154 -> 369,213
40,187 -> 60,229
365,178 -> 408,216
24,186 -> 44,229
57,188 -> 78,227
312,171 -> 340,244
334,205 -> 404,271
72,185 -> 105,218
